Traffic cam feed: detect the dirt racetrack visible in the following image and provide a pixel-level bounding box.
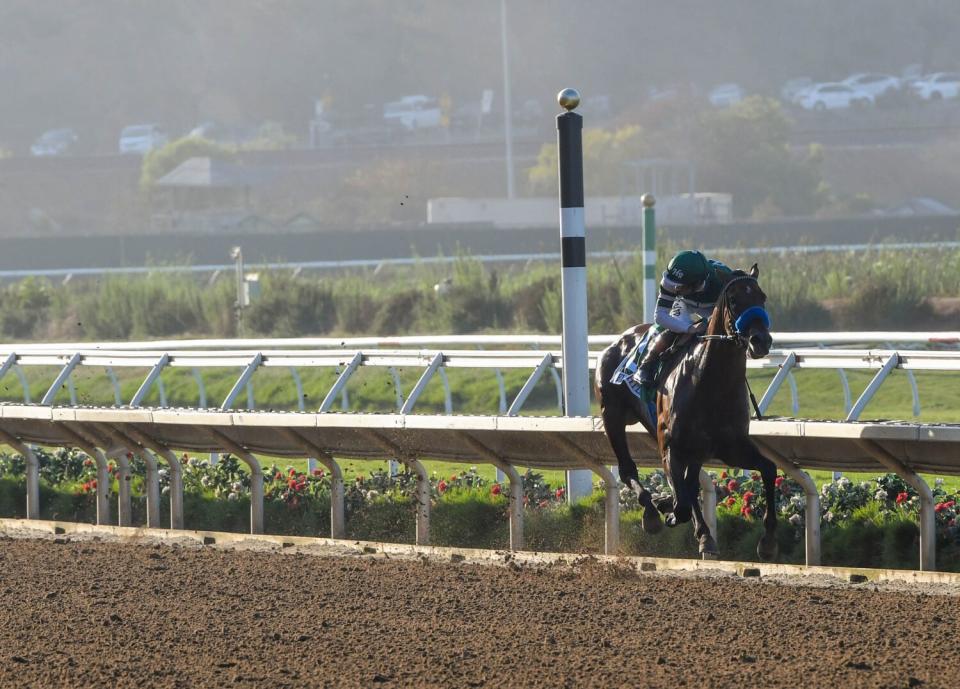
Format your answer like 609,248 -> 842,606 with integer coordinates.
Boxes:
0,536 -> 957,688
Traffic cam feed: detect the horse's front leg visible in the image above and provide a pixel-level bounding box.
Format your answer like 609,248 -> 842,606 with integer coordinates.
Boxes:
662,449 -> 695,527
689,469 -> 719,557
721,440 -> 779,561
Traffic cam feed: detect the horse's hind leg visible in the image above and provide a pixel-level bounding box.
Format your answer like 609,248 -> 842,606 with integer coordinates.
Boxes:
601,406 -> 662,534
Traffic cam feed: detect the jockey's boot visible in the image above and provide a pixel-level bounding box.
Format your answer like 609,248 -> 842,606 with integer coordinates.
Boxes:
637,349 -> 660,387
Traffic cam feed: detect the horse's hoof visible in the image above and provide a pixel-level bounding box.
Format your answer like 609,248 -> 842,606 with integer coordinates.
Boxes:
653,495 -> 674,515
756,535 -> 779,562
699,534 -> 719,557
642,507 -> 663,534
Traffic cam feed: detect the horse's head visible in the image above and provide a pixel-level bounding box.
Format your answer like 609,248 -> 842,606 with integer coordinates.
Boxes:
721,264 -> 772,359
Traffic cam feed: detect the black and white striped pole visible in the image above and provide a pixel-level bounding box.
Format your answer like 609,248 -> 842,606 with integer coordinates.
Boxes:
557,88 -> 592,501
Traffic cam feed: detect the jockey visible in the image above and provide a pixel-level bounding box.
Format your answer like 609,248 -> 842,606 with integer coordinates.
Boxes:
637,249 -> 733,386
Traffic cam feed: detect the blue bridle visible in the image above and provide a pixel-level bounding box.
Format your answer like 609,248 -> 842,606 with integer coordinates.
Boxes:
734,305 -> 771,335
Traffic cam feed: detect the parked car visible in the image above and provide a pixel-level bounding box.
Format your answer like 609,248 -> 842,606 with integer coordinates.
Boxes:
382,95 -> 442,130
912,72 -> 960,100
798,83 -> 873,111
30,128 -> 78,156
708,83 -> 743,107
781,77 -> 814,104
841,73 -> 900,99
118,124 -> 168,154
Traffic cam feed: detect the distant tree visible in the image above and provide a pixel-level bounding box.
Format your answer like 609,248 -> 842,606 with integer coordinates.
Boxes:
527,125 -> 648,196
139,137 -> 235,191
692,97 -> 828,218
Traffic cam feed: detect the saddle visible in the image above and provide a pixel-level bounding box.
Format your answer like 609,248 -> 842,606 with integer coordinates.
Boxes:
610,330 -> 696,402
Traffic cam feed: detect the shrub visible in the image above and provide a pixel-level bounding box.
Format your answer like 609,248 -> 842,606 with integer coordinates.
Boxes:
245,272 -> 336,336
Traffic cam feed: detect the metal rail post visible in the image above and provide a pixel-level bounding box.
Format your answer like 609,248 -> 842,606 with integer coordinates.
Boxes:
0,429 -> 39,519
361,429 -> 430,545
96,425 -> 162,529
556,87 -> 592,502
278,428 -> 346,540
548,434 -> 619,554
457,431 -> 524,551
754,439 -> 821,566
641,194 -> 656,324
207,430 -> 264,535
858,439 -> 935,571
698,469 -> 717,556
122,427 -> 184,530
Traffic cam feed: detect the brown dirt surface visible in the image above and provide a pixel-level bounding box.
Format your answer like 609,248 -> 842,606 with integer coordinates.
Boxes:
0,536 -> 957,688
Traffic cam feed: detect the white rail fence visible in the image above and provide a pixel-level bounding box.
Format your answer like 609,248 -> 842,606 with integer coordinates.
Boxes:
1,332 -> 957,420
0,334 -> 957,570
0,406 -> 957,571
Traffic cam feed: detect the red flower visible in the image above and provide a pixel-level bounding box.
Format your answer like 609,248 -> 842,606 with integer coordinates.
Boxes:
274,472 -> 283,481
437,480 -> 448,494
896,492 -> 909,505
90,479 -> 97,489
312,469 -> 324,477
126,452 -> 134,460
491,483 -> 502,496
936,503 -> 947,513
288,468 -> 297,477
720,471 -> 728,479
538,499 -> 549,509
725,496 -> 736,507
287,478 -> 298,490
450,474 -> 458,482
774,476 -> 784,488
83,458 -> 93,467
741,505 -> 753,518
726,480 -> 738,493
555,487 -> 565,501
945,500 -> 956,509
742,490 -> 754,504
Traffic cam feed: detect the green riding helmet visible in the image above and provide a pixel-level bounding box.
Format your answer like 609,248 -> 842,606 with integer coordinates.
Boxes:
665,250 -> 709,288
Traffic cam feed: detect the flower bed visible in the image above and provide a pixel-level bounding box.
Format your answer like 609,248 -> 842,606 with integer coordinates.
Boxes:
2,449 -> 960,570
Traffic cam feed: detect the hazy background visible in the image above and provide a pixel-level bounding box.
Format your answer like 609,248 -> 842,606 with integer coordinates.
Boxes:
1,0 -> 959,265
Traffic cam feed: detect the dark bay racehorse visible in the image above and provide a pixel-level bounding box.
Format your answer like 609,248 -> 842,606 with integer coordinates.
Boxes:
594,264 -> 777,558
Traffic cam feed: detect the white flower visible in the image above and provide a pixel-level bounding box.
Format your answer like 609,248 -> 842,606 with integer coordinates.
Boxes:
788,514 -> 802,526
161,486 -> 170,496
936,479 -> 944,487
824,510 -> 835,523
874,490 -> 887,502
227,492 -> 239,502
158,469 -> 169,480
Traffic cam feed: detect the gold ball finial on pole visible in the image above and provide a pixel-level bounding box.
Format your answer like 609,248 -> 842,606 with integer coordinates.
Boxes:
641,193 -> 656,208
557,88 -> 581,111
